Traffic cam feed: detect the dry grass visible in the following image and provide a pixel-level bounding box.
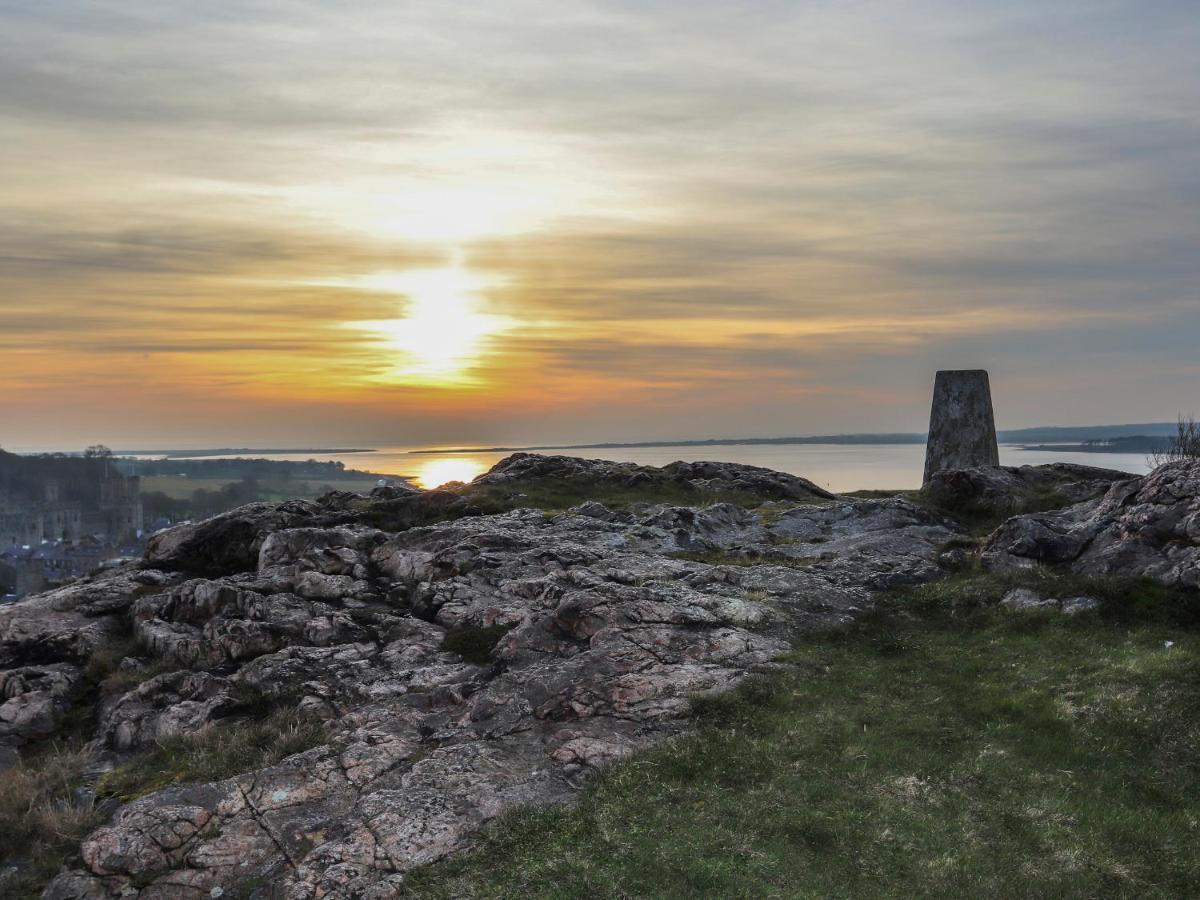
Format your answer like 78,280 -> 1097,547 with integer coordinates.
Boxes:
671,549 -> 821,568
96,708 -> 330,803
0,745 -> 103,897
1148,416 -> 1200,467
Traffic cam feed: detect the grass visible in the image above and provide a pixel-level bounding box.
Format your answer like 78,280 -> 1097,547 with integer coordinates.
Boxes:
0,634 -> 151,895
0,638 -> 325,896
403,572 -> 1200,899
0,745 -> 104,898
925,486 -> 1076,537
95,709 -> 330,803
82,633 -> 141,684
96,659 -> 178,697
82,633 -> 177,697
841,489 -> 918,500
840,485 -> 1081,537
671,549 -> 821,568
466,478 -> 769,516
358,476 -> 776,532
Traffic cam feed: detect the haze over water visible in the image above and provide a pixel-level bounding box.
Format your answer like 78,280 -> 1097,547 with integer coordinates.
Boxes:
197,444 -> 1154,493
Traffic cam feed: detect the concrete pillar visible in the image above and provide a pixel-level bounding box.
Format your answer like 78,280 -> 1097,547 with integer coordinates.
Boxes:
923,369 -> 999,484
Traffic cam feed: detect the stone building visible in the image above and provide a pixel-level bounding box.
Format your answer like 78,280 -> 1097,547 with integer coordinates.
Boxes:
0,451 -> 143,598
83,474 -> 143,541
0,480 -> 83,545
0,463 -> 142,546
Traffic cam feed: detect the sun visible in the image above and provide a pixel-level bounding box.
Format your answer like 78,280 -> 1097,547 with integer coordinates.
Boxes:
336,266 -> 516,386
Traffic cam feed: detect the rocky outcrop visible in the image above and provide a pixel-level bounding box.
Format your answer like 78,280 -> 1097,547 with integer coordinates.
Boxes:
94,670 -> 238,753
0,568 -> 183,674
472,452 -> 838,502
999,588 -> 1098,616
145,501 -> 324,576
1,663 -> 81,746
920,463 -> 1134,518
10,452 -> 1186,897
0,454 -> 970,897
983,459 -> 1200,587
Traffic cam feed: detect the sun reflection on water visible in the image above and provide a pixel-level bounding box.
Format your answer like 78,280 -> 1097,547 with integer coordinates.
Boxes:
414,457 -> 488,488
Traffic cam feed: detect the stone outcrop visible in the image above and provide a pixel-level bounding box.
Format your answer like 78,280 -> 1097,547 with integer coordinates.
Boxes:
922,369 -> 999,483
473,453 -> 838,502
920,463 -> 1134,518
8,452 -> 1198,897
998,588 -> 1098,616
145,501 -> 324,577
1,663 -> 82,746
332,454 -> 839,539
983,459 -> 1200,587
0,454 -> 964,897
0,567 -> 183,669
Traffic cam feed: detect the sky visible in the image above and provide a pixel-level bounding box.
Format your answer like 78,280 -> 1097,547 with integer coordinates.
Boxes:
1,0 -> 1198,450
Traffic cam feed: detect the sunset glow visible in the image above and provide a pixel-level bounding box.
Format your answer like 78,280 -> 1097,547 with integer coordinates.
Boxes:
334,267 -> 517,385
1,2 -> 1197,450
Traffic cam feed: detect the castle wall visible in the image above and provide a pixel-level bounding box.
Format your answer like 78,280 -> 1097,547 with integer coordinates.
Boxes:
1,471 -> 142,546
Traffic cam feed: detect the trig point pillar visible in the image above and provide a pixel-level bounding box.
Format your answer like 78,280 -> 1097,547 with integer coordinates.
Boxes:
922,369 -> 999,484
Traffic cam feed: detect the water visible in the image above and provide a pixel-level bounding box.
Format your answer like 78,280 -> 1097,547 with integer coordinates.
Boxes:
190,444 -> 1152,493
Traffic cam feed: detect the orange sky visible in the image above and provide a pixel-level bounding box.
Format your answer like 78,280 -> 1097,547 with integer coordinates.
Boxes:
2,2 -> 1198,450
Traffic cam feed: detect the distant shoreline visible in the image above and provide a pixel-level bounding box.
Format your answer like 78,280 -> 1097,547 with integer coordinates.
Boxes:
409,424 -> 1178,456
55,422 -> 1175,460
113,448 -> 378,459
409,435 -> 930,454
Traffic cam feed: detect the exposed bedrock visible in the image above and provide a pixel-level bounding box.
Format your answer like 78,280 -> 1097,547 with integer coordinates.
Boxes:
983,458 -> 1200,587
472,453 -> 838,502
9,453 -> 1194,897
0,456 -> 950,897
920,462 -> 1134,518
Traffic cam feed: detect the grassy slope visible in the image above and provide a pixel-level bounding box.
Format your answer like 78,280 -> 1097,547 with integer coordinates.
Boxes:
405,574 -> 1200,899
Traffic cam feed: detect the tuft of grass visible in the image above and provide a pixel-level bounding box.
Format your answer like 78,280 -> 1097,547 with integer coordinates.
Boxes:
441,624 -> 512,665
403,573 -> 1200,899
466,478 -> 768,516
915,486 -> 1079,538
82,633 -> 142,685
841,489 -> 917,500
97,659 -> 178,698
894,569 -> 1200,628
81,633 -> 179,699
671,549 -> 820,568
0,745 -> 103,898
96,709 -> 329,803
358,477 -> 776,531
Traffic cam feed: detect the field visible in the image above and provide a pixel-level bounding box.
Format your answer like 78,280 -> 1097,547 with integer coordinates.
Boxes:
406,572 -> 1200,899
140,474 -> 402,502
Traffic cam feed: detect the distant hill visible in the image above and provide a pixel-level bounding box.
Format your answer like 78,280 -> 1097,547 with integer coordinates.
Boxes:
996,423 -> 1180,443
411,423 -> 1181,454
113,448 -> 375,458
1020,435 -> 1172,454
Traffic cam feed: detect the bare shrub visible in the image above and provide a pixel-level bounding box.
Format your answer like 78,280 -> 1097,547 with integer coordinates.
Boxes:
1149,416 -> 1200,468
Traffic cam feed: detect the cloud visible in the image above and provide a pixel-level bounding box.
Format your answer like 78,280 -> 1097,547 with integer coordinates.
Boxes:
0,0 -> 1197,446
